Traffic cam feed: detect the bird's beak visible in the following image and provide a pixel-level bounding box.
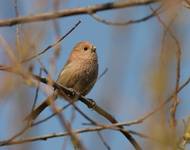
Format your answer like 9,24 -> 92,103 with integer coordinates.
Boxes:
91,46 -> 96,53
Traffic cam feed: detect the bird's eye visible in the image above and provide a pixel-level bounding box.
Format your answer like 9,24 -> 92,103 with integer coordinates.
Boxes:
84,47 -> 88,51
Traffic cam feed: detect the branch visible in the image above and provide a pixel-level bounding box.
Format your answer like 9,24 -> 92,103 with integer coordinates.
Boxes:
0,67 -> 142,150
33,75 -> 142,150
0,122 -> 160,146
21,20 -> 81,63
1,69 -> 190,147
0,126 -> 123,146
2,63 -> 190,148
89,4 -> 162,26
0,0 -> 158,27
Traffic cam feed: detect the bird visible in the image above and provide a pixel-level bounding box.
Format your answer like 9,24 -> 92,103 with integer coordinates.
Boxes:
25,41 -> 98,121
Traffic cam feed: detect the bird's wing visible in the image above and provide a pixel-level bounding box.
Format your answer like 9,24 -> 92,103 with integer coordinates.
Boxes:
56,61 -> 81,88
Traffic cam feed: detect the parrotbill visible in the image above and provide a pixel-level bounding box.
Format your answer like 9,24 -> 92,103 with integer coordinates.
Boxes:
25,41 -> 98,121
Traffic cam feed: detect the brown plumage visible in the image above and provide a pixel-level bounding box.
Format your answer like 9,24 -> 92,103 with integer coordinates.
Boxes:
25,41 -> 98,121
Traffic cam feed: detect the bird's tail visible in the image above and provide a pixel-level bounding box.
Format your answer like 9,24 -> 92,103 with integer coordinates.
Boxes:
25,94 -> 57,122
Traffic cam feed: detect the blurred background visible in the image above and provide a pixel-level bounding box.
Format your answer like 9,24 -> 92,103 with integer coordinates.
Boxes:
0,0 -> 190,149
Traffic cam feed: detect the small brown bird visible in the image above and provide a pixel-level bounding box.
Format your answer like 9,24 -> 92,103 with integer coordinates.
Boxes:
26,41 -> 98,121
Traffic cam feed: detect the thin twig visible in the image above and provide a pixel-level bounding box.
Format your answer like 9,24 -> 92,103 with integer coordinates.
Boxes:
89,5 -> 162,26
0,123 -> 157,146
21,20 -> 81,63
98,67 -> 108,81
32,103 -> 71,126
0,126 -> 120,146
97,132 -> 111,150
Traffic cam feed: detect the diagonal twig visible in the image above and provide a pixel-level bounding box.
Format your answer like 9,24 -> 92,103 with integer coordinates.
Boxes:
21,20 -> 81,63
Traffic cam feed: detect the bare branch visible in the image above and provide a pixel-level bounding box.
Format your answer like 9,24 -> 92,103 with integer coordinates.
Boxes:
89,4 -> 162,26
0,123 -> 158,146
21,20 -> 81,63
0,66 -> 142,150
0,0 -> 158,27
0,126 -> 118,146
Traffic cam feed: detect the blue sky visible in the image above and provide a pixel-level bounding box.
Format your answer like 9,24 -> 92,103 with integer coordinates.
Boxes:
0,0 -> 190,150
